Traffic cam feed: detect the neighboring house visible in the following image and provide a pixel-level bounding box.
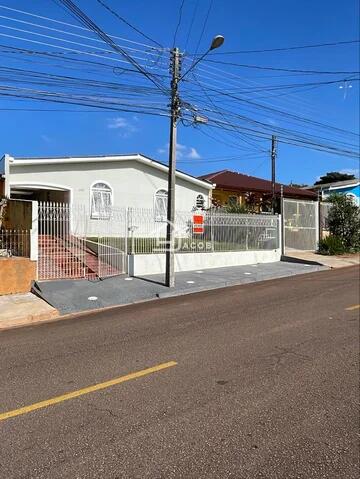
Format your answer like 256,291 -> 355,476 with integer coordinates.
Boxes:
199,170 -> 317,211
1,153 -> 213,216
308,178 -> 360,206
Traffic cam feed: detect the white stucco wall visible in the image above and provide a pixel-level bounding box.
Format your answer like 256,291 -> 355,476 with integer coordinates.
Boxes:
128,249 -> 281,276
8,158 -> 211,211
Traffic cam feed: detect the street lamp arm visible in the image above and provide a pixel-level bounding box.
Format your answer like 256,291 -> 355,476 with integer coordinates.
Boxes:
179,35 -> 224,82
179,50 -> 210,82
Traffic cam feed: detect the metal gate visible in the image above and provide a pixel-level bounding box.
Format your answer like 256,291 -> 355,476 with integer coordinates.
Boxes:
283,199 -> 319,251
38,202 -> 127,280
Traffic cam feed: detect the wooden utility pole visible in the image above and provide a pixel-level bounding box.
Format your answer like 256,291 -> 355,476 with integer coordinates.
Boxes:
271,135 -> 277,214
165,48 -> 181,287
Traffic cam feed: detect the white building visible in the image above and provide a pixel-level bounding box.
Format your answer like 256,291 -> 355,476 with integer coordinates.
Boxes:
1,153 -> 213,216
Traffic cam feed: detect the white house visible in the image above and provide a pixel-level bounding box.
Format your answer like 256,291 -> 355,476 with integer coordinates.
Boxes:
1,153 -> 214,216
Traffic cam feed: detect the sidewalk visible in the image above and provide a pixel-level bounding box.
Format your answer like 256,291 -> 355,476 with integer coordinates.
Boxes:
284,251 -> 360,269
0,292 -> 59,330
32,261 -> 327,317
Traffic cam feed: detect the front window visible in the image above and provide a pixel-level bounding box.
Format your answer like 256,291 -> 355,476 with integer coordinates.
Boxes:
91,182 -> 112,219
154,189 -> 168,221
228,195 -> 238,206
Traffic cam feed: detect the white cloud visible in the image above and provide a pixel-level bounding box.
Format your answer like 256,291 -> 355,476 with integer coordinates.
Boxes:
108,117 -> 129,129
188,147 -> 201,159
107,116 -> 137,137
340,168 -> 359,177
157,143 -> 201,160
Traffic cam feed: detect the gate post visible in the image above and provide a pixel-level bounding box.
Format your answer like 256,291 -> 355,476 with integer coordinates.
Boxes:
280,185 -> 285,255
30,200 -> 38,263
316,199 -> 320,249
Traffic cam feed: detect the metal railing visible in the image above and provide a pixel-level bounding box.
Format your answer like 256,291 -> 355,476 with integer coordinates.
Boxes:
127,207 -> 279,254
0,229 -> 30,257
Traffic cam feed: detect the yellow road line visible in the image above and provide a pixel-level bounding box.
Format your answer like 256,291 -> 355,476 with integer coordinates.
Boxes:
345,304 -> 360,311
0,361 -> 177,422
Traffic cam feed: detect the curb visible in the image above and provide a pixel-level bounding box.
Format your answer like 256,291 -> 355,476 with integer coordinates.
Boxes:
0,265 -> 331,332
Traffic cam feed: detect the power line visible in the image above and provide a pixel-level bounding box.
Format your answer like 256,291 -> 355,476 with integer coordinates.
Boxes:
0,23 -> 169,69
95,0 -> 163,48
192,0 -> 213,59
184,0 -> 199,51
0,32 -> 169,77
192,39 -> 360,55
0,13 -> 166,59
186,77 -> 359,139
201,58 -> 360,75
55,0 -> 168,94
0,4 -> 163,50
173,0 -> 185,47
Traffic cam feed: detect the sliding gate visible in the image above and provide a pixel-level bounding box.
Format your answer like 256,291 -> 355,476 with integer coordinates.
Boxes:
38,202 -> 127,280
283,199 -> 319,251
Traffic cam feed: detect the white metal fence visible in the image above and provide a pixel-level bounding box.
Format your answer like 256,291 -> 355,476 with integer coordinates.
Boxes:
36,202 -> 280,280
127,207 -> 279,254
0,229 -> 30,257
283,199 -> 318,251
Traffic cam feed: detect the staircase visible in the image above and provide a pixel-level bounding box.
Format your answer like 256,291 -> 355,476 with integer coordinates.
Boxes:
38,235 -> 121,280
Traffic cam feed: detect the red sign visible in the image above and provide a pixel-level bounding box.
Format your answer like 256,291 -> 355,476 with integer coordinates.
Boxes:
193,214 -> 204,234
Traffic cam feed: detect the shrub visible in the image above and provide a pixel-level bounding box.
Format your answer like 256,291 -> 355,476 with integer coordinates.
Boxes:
225,203 -> 248,214
327,194 -> 360,251
318,235 -> 346,255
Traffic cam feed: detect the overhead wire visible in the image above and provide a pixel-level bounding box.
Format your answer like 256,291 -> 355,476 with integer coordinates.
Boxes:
95,0 -> 163,48
192,39 -> 360,55
173,0 -> 185,46
0,4 -> 163,50
184,0 -> 199,51
192,0 -> 213,60
54,0 -> 169,95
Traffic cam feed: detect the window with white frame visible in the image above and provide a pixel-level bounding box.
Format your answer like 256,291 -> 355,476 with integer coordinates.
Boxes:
154,189 -> 168,221
196,194 -> 205,209
90,182 -> 112,219
228,195 -> 238,206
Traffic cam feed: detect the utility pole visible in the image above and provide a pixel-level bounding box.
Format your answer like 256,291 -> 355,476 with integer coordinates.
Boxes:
165,48 -> 181,287
271,135 -> 277,214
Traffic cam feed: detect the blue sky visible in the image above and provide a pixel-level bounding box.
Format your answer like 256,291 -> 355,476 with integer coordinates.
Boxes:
0,0 -> 359,185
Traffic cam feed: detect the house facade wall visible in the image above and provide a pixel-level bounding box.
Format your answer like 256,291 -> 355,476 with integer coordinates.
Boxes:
212,188 -> 246,206
322,184 -> 360,205
9,160 -> 211,211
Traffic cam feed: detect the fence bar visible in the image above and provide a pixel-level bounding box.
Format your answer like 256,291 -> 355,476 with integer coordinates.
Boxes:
0,229 -> 30,257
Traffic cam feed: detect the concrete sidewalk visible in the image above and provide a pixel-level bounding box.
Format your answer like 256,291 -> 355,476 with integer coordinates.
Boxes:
33,261 -> 327,316
0,292 -> 59,330
284,251 -> 360,269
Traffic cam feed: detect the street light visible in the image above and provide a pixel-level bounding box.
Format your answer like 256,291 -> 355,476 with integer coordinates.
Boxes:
165,35 -> 224,288
179,35 -> 225,81
210,35 -> 225,50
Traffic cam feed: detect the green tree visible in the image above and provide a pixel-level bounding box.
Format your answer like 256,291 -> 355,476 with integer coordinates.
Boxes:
314,171 -> 355,185
327,194 -> 360,251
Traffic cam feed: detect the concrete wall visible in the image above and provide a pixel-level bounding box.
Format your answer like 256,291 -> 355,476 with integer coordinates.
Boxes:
9,159 -> 211,211
128,249 -> 281,276
0,257 -> 37,295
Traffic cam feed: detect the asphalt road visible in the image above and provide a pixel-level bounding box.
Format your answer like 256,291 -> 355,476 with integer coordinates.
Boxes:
0,267 -> 359,479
